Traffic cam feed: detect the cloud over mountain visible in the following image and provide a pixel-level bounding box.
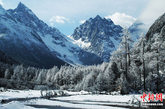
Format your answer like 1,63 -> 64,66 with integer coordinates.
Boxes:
49,16 -> 69,25
105,12 -> 136,28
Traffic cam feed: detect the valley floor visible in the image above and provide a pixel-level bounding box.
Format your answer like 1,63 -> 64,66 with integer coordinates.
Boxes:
0,89 -> 164,109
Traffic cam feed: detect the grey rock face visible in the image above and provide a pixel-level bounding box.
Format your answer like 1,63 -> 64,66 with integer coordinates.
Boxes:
72,15 -> 123,62
146,13 -> 165,41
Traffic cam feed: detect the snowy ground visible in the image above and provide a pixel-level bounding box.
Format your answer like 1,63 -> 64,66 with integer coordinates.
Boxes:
0,89 -> 162,109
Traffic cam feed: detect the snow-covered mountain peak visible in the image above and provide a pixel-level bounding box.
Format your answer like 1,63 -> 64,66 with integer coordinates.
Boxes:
92,15 -> 114,24
0,5 -> 6,15
9,2 -> 38,22
91,15 -> 113,25
7,3 -> 47,32
94,15 -> 102,20
16,2 -> 31,12
72,16 -> 123,62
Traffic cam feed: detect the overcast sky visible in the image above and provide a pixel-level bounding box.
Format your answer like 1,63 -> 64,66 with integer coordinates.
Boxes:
0,0 -> 165,35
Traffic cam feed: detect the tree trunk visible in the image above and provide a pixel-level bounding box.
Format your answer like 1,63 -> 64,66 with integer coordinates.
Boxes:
128,43 -> 131,66
142,39 -> 145,91
140,70 -> 141,89
156,49 -> 159,92
125,36 -> 128,79
120,61 -> 122,69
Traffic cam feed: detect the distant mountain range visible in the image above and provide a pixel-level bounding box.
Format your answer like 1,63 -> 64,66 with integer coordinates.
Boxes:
128,20 -> 147,41
0,3 -> 102,68
0,2 -> 146,68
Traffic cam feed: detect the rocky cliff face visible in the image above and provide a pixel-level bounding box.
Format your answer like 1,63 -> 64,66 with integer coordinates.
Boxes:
144,13 -> 165,53
146,13 -> 165,41
72,15 -> 123,62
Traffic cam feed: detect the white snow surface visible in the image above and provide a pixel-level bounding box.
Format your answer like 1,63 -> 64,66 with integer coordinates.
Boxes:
0,89 -> 152,109
42,21 -> 95,65
0,90 -> 41,100
0,101 -> 34,109
67,35 -> 91,48
30,99 -> 126,109
0,15 -> 42,46
39,33 -> 83,65
55,94 -> 135,102
0,90 -> 41,109
0,33 -> 6,38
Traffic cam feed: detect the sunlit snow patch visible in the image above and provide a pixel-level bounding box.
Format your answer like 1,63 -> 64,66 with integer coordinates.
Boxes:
67,35 -> 91,49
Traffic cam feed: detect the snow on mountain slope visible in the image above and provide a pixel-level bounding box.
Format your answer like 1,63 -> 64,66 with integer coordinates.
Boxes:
0,3 -> 102,67
67,35 -> 91,49
39,33 -> 83,65
0,3 -> 66,68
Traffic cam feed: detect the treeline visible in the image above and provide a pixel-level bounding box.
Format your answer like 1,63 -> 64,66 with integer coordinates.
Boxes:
0,62 -> 127,93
